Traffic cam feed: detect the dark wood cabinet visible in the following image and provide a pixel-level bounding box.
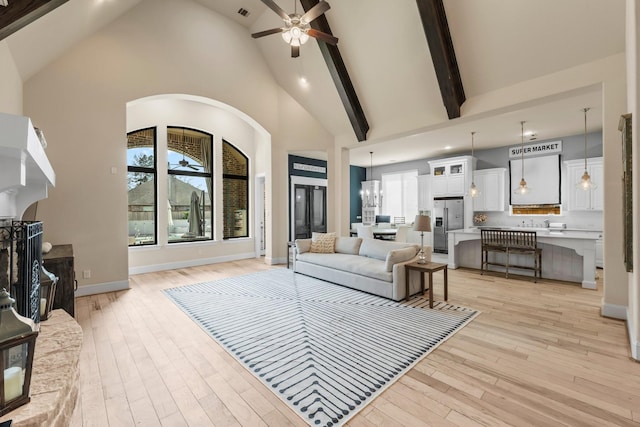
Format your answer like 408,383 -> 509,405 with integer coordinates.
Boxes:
42,244 -> 75,317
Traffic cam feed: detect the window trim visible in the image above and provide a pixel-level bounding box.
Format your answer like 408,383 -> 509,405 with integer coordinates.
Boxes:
222,139 -> 249,240
127,127 -> 158,247
167,126 -> 214,244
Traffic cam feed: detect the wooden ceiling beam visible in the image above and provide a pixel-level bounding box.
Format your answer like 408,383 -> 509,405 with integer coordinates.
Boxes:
300,0 -> 369,142
0,0 -> 69,41
416,0 -> 465,119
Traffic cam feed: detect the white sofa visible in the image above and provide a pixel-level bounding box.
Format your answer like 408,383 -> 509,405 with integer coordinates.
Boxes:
294,236 -> 432,301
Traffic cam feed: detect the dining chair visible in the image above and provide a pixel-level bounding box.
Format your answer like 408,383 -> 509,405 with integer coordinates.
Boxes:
394,225 -> 408,243
357,224 -> 374,239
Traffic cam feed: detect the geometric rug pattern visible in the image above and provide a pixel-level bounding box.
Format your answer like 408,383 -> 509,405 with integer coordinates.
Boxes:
163,268 -> 479,427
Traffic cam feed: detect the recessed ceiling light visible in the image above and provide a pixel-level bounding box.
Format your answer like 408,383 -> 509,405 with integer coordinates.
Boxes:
299,76 -> 309,87
444,146 -> 452,150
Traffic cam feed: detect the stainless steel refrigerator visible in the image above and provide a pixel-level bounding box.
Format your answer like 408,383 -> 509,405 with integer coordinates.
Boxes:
432,197 -> 464,253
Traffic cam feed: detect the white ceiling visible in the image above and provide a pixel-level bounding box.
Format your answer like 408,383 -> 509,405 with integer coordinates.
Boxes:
4,0 -> 625,167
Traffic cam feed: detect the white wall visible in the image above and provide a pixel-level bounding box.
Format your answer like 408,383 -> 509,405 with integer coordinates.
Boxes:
0,42 -> 23,115
126,95 -> 265,273
21,0 -> 334,293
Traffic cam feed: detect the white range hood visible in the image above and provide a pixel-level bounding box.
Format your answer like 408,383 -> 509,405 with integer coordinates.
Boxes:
0,112 -> 55,219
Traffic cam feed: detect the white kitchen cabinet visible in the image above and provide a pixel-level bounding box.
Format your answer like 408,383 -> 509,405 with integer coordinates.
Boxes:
595,235 -> 604,268
431,174 -> 447,196
472,168 -> 506,211
564,157 -> 603,211
428,156 -> 474,197
417,174 -> 432,211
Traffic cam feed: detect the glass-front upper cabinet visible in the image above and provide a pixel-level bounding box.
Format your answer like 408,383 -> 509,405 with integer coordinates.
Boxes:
449,164 -> 463,175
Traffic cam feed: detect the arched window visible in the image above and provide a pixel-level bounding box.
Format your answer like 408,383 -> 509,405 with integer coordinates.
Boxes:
167,127 -> 214,243
223,140 -> 249,239
127,127 -> 157,246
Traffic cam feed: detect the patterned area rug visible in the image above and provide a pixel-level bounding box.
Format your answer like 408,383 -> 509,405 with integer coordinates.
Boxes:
164,268 -> 479,427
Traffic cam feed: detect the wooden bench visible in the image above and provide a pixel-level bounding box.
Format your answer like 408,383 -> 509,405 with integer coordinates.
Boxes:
480,229 -> 542,282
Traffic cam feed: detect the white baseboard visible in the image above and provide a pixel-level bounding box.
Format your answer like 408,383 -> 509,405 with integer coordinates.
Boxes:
626,307 -> 640,361
601,302 -> 627,320
269,256 -> 286,265
75,280 -> 130,297
631,333 -> 639,361
128,252 -> 258,275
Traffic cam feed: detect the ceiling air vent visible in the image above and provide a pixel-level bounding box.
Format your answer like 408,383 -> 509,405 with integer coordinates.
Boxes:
237,8 -> 250,17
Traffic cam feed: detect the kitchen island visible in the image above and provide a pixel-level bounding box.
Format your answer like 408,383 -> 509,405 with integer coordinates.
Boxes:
448,228 -> 599,289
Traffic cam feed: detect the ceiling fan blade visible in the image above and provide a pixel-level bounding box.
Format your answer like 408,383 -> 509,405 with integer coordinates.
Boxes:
301,1 -> 330,23
291,44 -> 300,58
188,164 -> 198,170
251,27 -> 284,39
260,0 -> 289,21
307,28 -> 338,45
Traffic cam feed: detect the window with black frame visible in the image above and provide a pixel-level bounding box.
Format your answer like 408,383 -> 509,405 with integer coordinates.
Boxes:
222,140 -> 249,239
167,127 -> 213,243
127,128 -> 157,246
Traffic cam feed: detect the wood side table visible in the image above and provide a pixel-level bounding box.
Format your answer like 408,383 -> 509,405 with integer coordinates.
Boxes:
42,244 -> 76,317
405,261 -> 448,308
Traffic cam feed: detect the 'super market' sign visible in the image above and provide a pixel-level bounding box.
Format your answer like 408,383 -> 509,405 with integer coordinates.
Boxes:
509,140 -> 562,158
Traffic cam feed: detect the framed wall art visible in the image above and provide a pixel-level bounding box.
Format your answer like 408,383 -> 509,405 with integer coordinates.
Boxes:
618,113 -> 633,272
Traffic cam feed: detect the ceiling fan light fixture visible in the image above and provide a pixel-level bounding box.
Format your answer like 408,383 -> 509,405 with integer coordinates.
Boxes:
253,0 -> 336,57
282,23 -> 309,46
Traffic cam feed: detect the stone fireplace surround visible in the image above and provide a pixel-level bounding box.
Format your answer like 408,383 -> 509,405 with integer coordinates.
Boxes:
0,310 -> 82,426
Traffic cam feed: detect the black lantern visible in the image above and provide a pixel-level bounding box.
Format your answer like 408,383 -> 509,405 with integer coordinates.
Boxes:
39,267 -> 57,321
0,288 -> 38,416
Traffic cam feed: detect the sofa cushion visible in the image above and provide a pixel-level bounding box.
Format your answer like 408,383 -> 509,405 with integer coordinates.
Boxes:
384,246 -> 419,272
335,236 -> 363,255
359,238 -> 418,261
310,232 -> 336,253
296,252 -> 392,282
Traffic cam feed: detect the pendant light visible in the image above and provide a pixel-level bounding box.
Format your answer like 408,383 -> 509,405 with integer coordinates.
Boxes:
361,151 -> 382,208
513,121 -> 531,195
469,131 -> 479,197
578,107 -> 596,190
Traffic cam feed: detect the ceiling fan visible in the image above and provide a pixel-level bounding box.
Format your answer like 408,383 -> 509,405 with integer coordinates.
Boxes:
170,129 -> 199,171
252,0 -> 338,58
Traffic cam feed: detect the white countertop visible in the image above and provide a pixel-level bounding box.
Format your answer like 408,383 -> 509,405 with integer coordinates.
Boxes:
451,227 -> 602,240
448,226 -> 599,288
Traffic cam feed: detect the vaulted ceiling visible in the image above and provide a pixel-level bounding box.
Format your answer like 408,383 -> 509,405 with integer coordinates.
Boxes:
2,0 -> 626,167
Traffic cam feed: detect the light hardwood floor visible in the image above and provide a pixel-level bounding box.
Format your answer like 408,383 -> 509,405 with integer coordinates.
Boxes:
70,260 -> 640,426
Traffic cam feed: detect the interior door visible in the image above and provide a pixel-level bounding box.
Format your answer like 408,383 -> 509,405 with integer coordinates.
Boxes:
294,184 -> 327,239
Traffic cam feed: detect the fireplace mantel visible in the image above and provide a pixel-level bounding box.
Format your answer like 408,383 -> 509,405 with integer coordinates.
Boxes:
0,112 -> 55,218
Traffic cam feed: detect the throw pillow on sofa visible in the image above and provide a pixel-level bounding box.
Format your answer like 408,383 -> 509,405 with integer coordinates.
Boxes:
310,232 -> 336,253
